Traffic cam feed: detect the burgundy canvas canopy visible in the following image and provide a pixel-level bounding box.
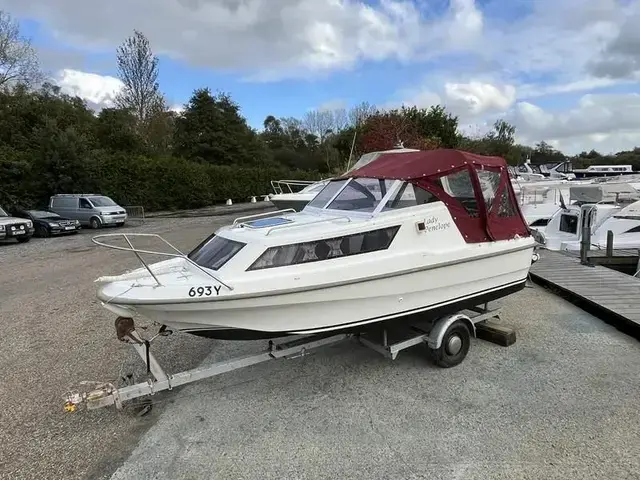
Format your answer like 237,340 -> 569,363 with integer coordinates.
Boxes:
345,149 -> 530,243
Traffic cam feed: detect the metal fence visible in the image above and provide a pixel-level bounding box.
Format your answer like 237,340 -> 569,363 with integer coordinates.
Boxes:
124,205 -> 145,226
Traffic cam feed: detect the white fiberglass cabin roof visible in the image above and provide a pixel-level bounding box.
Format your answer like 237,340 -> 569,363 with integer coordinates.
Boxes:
569,183 -> 640,203
614,199 -> 640,219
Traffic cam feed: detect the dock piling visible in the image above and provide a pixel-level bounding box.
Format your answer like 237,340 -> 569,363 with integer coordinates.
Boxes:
606,230 -> 614,257
580,223 -> 591,265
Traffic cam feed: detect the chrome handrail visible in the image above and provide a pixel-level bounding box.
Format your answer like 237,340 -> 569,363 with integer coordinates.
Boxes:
270,179 -> 316,194
91,233 -> 233,291
233,209 -> 296,226
265,216 -> 352,236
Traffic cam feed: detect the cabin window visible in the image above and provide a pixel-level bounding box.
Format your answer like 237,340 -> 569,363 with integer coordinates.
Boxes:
327,178 -> 395,213
383,183 -> 437,210
247,226 -> 400,270
188,234 -> 246,270
475,169 -> 501,210
555,162 -> 572,173
530,218 -> 549,227
559,214 -> 578,234
624,225 -> 640,234
496,189 -> 518,217
435,170 -> 479,217
307,179 -> 348,209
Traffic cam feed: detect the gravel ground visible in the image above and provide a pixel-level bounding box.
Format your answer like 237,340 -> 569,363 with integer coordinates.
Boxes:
2,210 -> 640,479
0,211 -> 263,480
110,286 -> 640,479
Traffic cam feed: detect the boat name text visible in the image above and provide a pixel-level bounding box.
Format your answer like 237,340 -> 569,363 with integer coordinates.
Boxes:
424,216 -> 452,233
188,285 -> 221,297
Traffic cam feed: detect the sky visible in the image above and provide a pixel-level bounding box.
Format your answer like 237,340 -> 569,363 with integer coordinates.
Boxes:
2,0 -> 640,155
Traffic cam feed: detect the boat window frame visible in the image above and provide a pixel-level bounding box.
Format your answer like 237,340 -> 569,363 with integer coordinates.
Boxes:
303,178 -> 404,218
187,233 -> 247,271
304,178 -> 350,212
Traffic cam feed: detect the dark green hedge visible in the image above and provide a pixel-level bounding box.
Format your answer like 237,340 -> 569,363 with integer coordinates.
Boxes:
1,151 -> 320,212
92,155 -> 320,211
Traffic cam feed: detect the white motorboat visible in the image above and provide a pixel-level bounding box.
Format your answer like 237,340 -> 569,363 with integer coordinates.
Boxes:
516,182 -> 579,232
267,145 -> 420,211
93,149 -> 536,340
572,164 -> 638,178
535,183 -> 640,251
268,179 -> 330,212
559,199 -> 640,252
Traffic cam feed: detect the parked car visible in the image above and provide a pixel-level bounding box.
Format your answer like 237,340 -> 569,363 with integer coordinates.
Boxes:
48,193 -> 127,229
0,206 -> 34,243
13,209 -> 81,237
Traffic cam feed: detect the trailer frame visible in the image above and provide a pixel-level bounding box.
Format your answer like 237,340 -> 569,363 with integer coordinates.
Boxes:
64,303 -> 503,413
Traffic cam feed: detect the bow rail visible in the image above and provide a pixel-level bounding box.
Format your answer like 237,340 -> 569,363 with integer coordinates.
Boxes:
91,233 -> 233,290
270,179 -> 316,195
232,208 -> 296,226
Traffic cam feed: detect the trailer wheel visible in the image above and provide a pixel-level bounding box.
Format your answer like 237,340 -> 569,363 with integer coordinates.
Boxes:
428,320 -> 471,368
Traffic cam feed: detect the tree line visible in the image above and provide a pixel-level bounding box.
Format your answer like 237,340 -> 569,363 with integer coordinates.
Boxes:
1,11 -> 639,212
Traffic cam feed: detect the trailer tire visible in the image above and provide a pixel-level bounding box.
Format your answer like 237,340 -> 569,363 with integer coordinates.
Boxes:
428,320 -> 471,368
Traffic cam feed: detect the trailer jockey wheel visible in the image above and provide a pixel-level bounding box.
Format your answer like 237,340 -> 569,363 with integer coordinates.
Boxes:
428,320 -> 471,368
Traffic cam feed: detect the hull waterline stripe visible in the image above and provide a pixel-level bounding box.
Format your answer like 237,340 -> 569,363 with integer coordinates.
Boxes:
99,242 -> 535,305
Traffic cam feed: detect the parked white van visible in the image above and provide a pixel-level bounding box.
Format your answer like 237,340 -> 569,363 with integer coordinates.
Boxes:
49,194 -> 127,229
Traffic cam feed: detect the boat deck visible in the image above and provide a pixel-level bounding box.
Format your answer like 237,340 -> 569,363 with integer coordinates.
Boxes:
529,249 -> 640,336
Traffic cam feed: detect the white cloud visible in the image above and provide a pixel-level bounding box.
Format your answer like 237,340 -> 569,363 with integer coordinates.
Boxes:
395,80 -> 516,119
0,0 -> 483,81
169,104 -> 185,114
506,92 -> 640,154
444,82 -> 516,115
447,0 -> 483,47
396,77 -> 640,155
380,0 -> 640,155
54,69 -> 122,110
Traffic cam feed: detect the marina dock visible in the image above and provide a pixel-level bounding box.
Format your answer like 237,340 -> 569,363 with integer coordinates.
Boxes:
563,248 -> 640,272
529,249 -> 640,337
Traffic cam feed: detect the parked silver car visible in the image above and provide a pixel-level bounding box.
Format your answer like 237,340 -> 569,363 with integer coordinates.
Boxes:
48,194 -> 127,229
0,206 -> 34,243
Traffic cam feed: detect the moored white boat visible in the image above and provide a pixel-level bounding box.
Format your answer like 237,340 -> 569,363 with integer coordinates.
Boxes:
534,183 -> 640,251
268,179 -> 330,211
267,145 -> 420,211
558,199 -> 640,252
94,149 -> 536,340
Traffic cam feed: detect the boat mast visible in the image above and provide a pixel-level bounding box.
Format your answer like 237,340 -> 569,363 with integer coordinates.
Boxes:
345,129 -> 358,171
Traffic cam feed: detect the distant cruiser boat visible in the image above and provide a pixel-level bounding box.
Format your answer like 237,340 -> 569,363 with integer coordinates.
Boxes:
571,164 -> 637,178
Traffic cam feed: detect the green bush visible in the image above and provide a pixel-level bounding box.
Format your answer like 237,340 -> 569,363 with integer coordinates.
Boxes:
86,154 -> 320,211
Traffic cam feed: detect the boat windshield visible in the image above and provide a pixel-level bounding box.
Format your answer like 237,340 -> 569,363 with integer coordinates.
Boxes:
307,179 -> 348,209
300,180 -> 330,194
326,178 -> 395,213
0,207 -> 7,216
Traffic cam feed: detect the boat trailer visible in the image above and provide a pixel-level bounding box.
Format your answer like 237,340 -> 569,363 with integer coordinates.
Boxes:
64,303 -> 507,413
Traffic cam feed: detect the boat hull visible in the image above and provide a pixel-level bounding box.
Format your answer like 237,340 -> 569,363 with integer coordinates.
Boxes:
269,197 -> 312,212
119,245 -> 533,340
182,280 -> 526,340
